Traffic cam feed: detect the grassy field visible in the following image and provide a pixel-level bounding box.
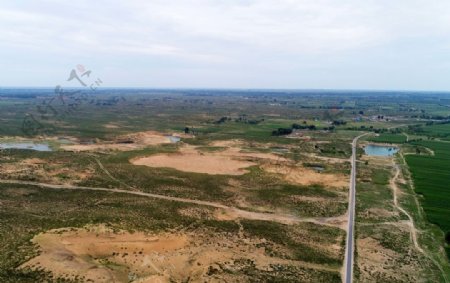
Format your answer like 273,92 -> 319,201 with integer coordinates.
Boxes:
405,141 -> 450,259
0,183 -> 346,282
1,89 -> 449,281
408,122 -> 450,141
354,159 -> 445,282
416,123 -> 450,141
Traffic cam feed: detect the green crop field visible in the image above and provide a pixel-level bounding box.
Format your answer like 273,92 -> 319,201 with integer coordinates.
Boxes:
422,123 -> 450,141
405,141 -> 450,259
368,133 -> 407,144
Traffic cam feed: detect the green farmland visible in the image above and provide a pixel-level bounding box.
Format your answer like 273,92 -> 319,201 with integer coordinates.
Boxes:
368,133 -> 407,144
405,141 -> 450,258
413,123 -> 450,141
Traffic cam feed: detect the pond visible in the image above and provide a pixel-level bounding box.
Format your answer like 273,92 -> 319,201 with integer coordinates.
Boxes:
364,144 -> 398,157
167,136 -> 181,143
271,147 -> 290,153
0,142 -> 52,151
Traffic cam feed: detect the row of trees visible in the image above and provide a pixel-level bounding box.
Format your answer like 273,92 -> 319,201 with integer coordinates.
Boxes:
272,123 -> 335,136
213,115 -> 265,125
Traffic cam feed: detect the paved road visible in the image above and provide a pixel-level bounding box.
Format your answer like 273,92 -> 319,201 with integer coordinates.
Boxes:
343,133 -> 367,283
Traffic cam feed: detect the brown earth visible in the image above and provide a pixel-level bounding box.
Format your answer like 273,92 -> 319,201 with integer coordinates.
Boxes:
21,225 -> 338,283
131,145 -> 285,175
262,164 -> 348,188
357,236 -> 421,282
131,152 -> 255,175
0,158 -> 94,185
61,131 -> 183,152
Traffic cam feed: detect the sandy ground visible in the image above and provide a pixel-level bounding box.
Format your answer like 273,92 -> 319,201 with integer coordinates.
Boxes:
356,236 -> 420,282
131,145 -> 285,175
21,225 -> 338,283
61,131 -> 184,152
132,153 -> 256,175
0,158 -> 93,185
130,142 -> 346,187
301,153 -> 349,164
262,164 -> 348,188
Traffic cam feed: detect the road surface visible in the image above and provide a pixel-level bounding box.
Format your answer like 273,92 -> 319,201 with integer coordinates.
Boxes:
343,133 -> 367,283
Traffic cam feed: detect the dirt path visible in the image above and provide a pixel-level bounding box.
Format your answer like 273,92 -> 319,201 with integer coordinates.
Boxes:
0,179 -> 344,228
390,163 -> 423,253
391,160 -> 449,282
402,132 -> 409,142
91,156 -> 136,191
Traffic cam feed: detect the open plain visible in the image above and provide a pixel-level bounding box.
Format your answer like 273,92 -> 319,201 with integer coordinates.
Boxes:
0,89 -> 449,282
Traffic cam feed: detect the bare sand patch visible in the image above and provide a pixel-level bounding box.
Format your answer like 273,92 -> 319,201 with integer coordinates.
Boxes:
21,225 -> 188,283
210,139 -> 243,147
301,153 -> 348,164
61,131 -> 180,152
131,152 -> 256,175
21,158 -> 46,165
262,164 -> 348,188
131,145 -> 285,175
224,147 -> 286,161
21,225 -> 335,282
357,237 -> 419,282
0,159 -> 93,185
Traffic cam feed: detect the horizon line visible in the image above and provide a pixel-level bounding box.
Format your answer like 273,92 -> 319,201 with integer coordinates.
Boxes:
1,86 -> 450,93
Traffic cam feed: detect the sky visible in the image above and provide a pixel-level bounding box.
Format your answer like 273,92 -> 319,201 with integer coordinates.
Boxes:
1,0 -> 450,90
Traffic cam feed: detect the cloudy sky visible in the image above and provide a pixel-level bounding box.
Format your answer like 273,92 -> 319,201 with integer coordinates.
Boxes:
1,0 -> 450,90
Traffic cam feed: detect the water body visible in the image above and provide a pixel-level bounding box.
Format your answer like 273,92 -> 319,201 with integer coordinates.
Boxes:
167,136 -> 181,143
271,147 -> 290,153
364,144 -> 398,157
0,142 -> 52,151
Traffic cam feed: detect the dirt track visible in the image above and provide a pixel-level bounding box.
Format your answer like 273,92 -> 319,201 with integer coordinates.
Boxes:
391,158 -> 449,283
0,179 -> 345,228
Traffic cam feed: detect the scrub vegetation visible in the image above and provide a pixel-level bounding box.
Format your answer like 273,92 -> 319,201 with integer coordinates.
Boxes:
0,89 -> 449,282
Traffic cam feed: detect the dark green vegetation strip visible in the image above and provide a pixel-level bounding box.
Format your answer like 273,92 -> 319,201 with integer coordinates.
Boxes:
411,122 -> 450,141
405,141 -> 450,259
368,133 -> 407,144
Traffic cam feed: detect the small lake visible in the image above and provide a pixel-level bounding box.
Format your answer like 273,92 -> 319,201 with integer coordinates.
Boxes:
167,136 -> 181,143
0,142 -> 52,151
364,144 -> 398,157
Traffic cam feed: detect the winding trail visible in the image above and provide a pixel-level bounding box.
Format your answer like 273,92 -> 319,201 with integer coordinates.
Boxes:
92,156 -> 136,191
393,156 -> 449,283
390,162 -> 423,252
0,179 -> 344,228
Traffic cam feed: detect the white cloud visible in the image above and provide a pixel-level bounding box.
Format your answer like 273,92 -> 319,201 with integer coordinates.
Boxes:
1,0 -> 450,89
2,0 -> 449,57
